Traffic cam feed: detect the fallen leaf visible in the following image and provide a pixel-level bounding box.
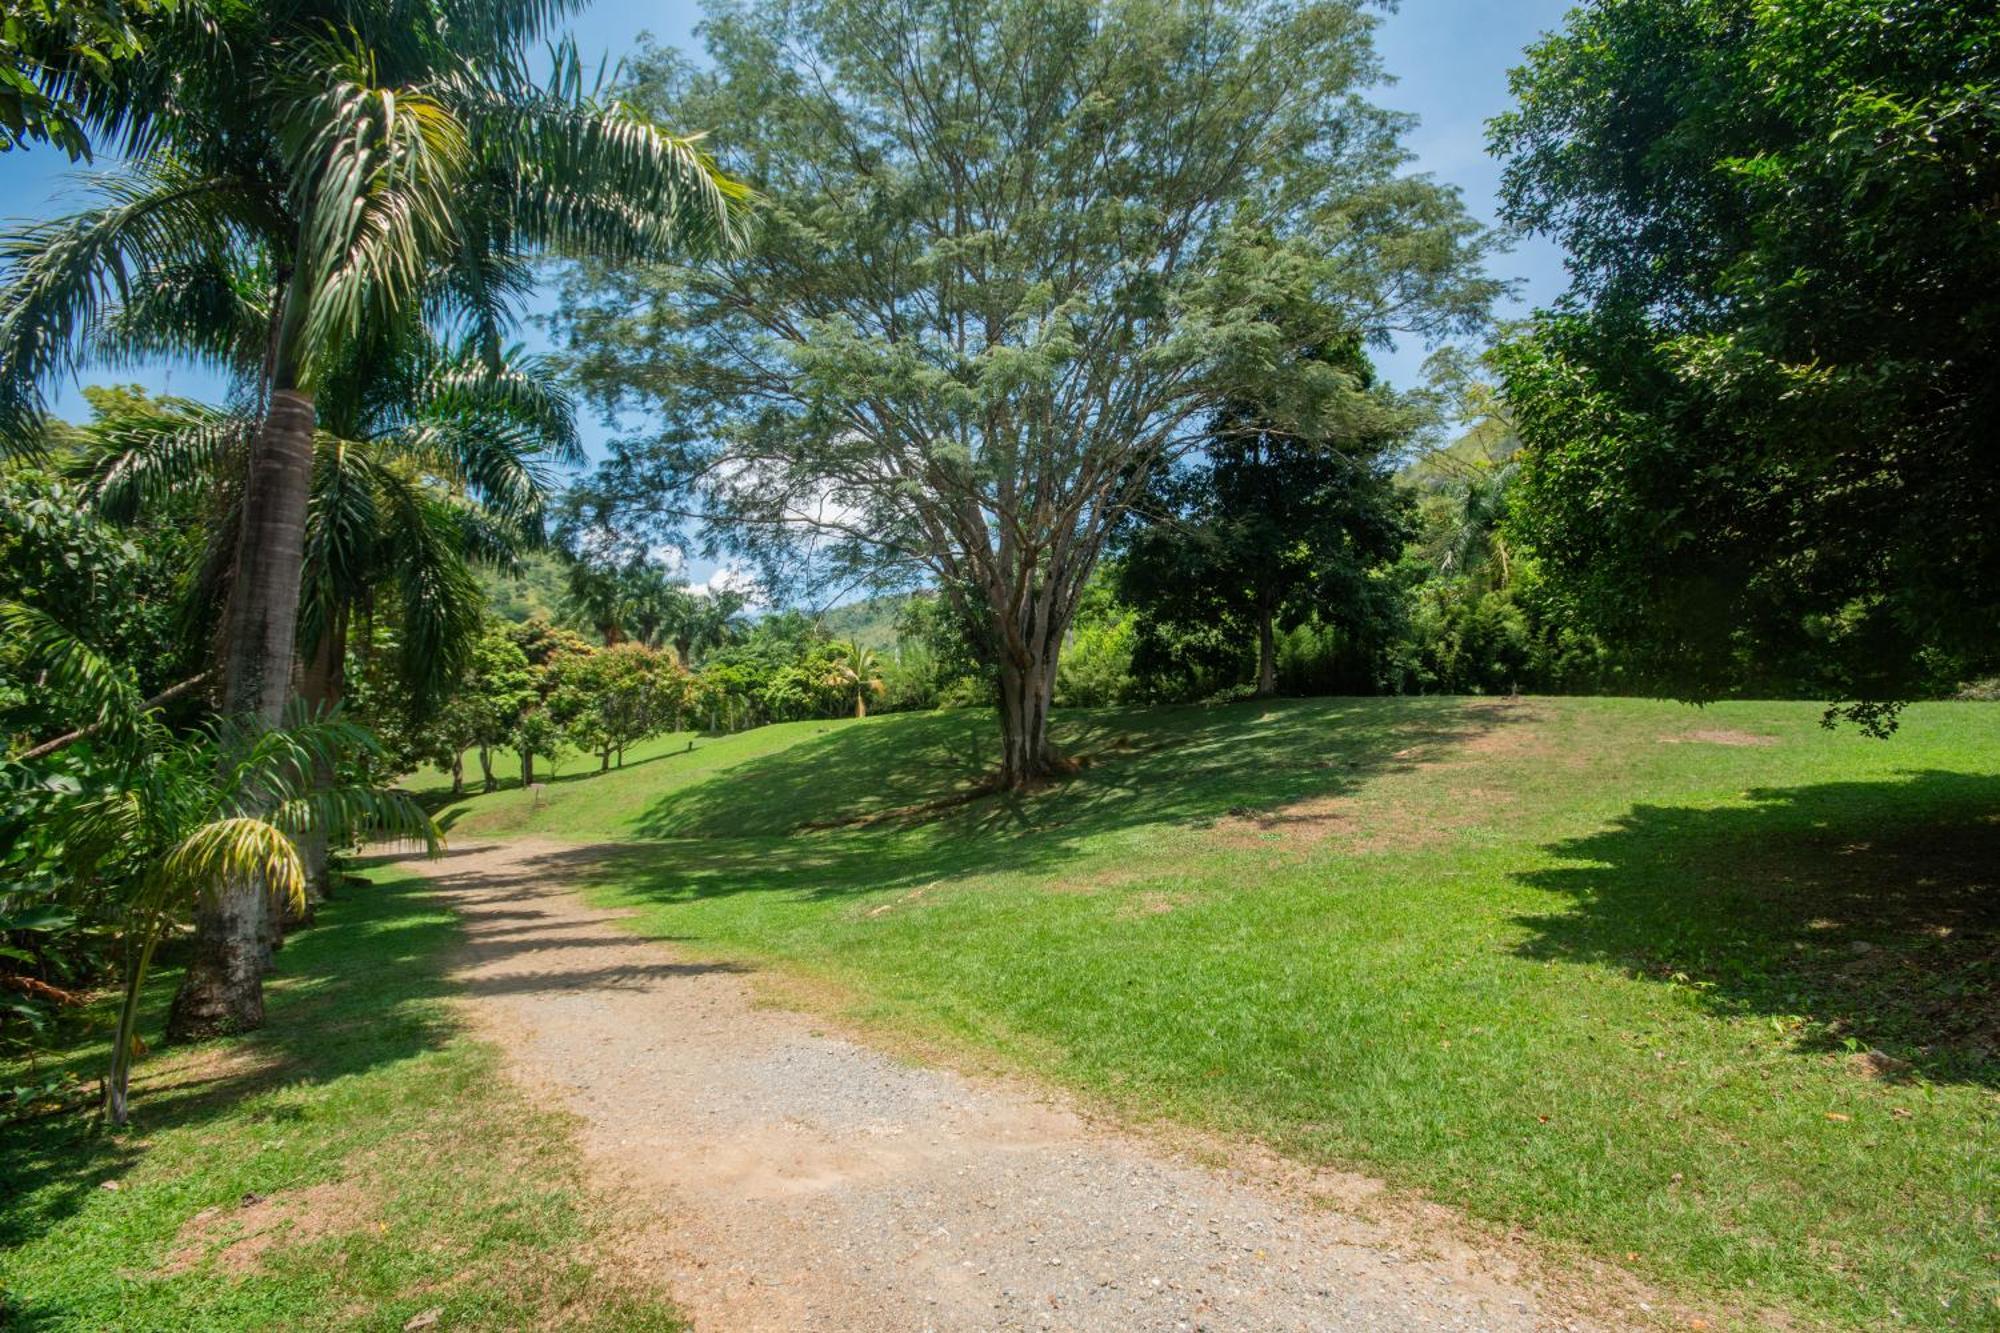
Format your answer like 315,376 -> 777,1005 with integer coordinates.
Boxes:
403,1309 -> 442,1331
98,1180 -> 121,1192
1824,1112 -> 1850,1123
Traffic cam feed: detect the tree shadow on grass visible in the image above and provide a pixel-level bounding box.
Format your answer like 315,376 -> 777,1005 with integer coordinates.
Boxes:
572,697 -> 1533,910
0,873 -> 466,1275
630,696 -> 1522,841
411,734 -> 710,816
1514,770 -> 2000,1087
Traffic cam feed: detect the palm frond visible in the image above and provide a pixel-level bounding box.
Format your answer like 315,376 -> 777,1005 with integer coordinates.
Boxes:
95,253 -> 273,377
0,164 -> 247,451
70,400 -> 254,521
454,41 -> 751,265
376,473 -> 486,708
299,434 -> 386,655
155,816 -> 306,916
0,602 -> 157,754
274,36 -> 470,372
271,783 -> 441,857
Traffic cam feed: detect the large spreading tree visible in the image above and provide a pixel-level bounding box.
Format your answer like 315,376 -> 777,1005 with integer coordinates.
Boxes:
1489,0 -> 2000,728
558,0 -> 1498,787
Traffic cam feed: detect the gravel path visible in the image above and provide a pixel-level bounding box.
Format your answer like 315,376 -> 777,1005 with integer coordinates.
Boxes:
410,839 -> 1638,1333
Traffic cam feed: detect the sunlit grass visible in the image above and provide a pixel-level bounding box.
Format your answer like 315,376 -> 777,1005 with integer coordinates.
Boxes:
426,695 -> 2000,1329
0,875 -> 682,1331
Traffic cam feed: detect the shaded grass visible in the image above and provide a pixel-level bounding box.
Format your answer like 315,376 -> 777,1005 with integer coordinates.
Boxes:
0,873 -> 681,1331
427,695 -> 2000,1329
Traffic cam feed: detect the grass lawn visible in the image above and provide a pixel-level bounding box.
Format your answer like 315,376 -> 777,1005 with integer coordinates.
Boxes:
412,695 -> 2000,1329
0,872 -> 682,1331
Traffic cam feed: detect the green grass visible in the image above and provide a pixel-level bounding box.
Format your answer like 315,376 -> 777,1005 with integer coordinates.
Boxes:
415,695 -> 2000,1329
0,874 -> 682,1331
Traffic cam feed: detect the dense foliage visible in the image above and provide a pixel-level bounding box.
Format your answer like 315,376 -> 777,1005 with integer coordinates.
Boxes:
1118,344 -> 1412,699
1489,0 -> 2000,729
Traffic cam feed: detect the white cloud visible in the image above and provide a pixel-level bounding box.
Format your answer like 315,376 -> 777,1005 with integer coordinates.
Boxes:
698,563 -> 766,608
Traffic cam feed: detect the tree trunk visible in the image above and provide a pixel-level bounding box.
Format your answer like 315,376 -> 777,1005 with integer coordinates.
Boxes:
519,750 -> 534,787
450,751 -> 465,796
167,387 -> 316,1042
479,745 -> 495,792
600,748 -> 611,772
1256,606 -> 1278,697
855,689 -> 867,719
997,652 -> 1058,790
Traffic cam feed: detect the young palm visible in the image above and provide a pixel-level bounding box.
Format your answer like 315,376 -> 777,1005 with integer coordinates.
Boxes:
686,589 -> 750,664
824,641 -> 886,719
0,0 -> 745,1036
621,564 -> 695,655
2,604 -> 437,1124
560,559 -> 638,646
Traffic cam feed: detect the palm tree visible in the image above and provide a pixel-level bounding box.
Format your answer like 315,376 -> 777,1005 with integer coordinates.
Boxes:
560,558 -> 636,646
0,2 -> 746,1037
823,641 -> 886,719
75,332 -> 573,907
685,589 -> 751,665
1422,459 -> 1519,591
3,603 -> 436,1124
622,563 -> 694,655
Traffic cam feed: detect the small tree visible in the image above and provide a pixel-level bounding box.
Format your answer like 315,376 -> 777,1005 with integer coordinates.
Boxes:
822,642 -> 885,720
557,643 -> 684,770
1118,345 -> 1412,697
511,709 -> 565,787
423,624 -> 540,793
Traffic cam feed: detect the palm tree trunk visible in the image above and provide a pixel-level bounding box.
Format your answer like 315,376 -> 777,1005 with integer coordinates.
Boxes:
167,386 -> 315,1042
106,912 -> 165,1126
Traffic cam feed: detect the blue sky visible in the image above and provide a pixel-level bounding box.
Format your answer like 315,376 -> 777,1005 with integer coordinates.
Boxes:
3,0 -> 1574,455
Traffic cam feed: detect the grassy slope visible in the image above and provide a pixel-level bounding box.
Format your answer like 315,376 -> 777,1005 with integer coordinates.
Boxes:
0,874 -> 681,1331
412,696 -> 2000,1329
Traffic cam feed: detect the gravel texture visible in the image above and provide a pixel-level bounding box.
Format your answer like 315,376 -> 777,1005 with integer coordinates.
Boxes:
411,839 -> 1639,1333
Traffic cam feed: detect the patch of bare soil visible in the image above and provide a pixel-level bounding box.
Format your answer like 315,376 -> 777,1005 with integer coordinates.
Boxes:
1207,704 -> 1553,855
402,839 -> 1692,1332
1659,730 -> 1778,748
165,1179 -> 372,1274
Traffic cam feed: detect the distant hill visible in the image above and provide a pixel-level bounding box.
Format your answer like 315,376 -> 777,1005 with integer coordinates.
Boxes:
813,592 -> 911,648
479,550 -> 569,624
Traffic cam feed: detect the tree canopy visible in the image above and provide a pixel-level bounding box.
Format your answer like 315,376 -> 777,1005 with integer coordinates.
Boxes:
557,0 -> 1499,785
1489,0 -> 2000,729
1118,343 -> 1411,697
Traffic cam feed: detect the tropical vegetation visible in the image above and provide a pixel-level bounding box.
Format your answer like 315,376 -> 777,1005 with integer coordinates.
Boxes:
4,0 -> 1999,1327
